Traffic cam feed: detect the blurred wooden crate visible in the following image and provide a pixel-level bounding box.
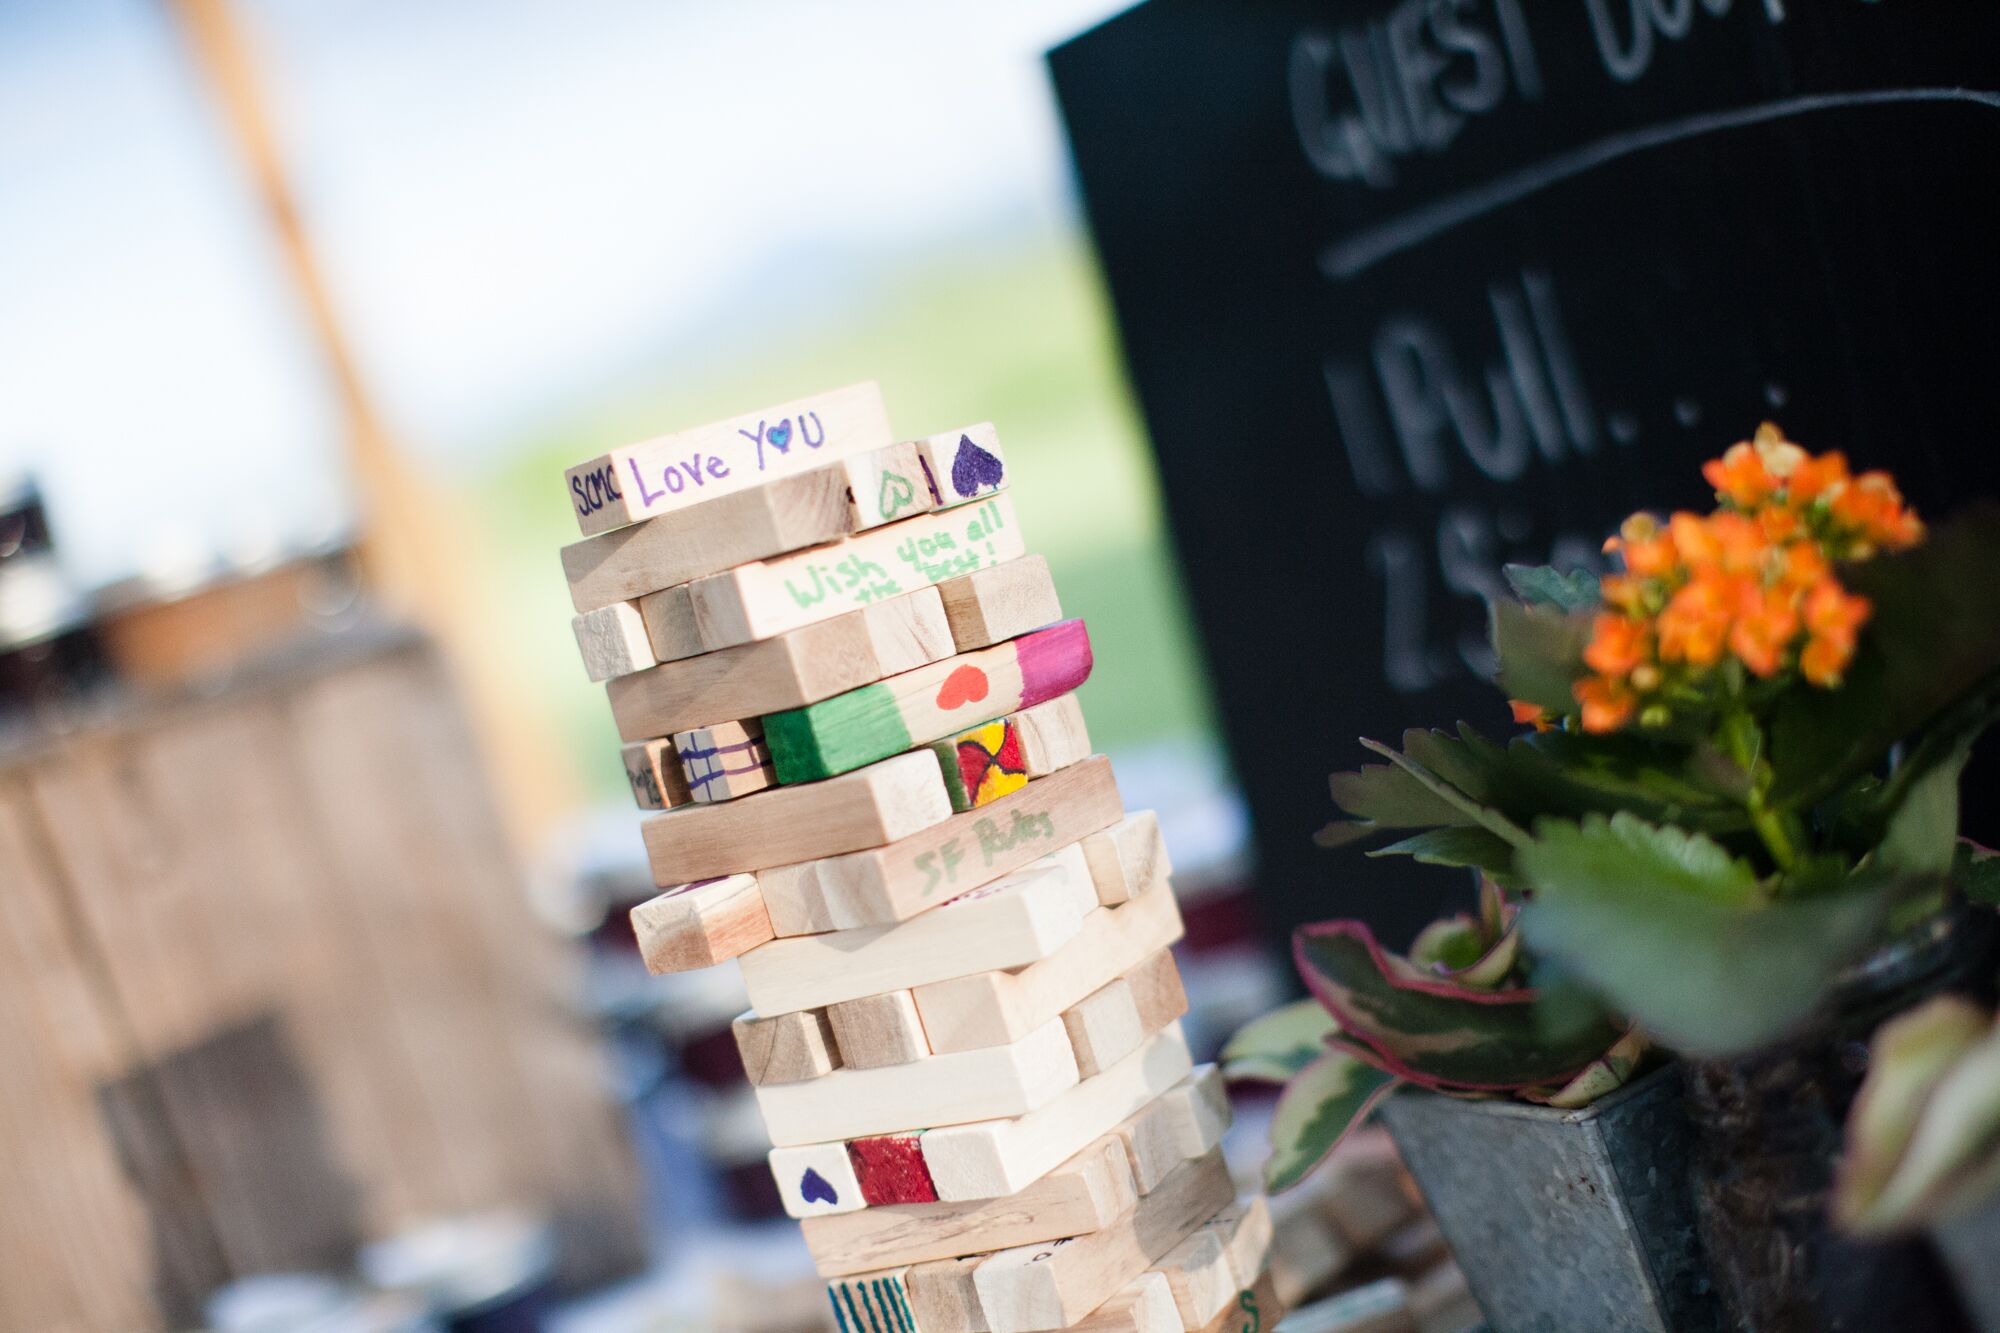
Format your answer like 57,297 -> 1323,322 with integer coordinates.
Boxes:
0,627 -> 642,1331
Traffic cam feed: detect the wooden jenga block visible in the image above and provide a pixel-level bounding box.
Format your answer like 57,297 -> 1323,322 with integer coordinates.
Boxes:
937,554 -> 1063,650
915,422 -> 1010,509
1269,1188 -> 1352,1309
921,1023 -> 1194,1201
674,719 -> 775,803
753,1017 -> 1080,1146
973,1149 -> 1235,1333
561,459 -> 852,611
1081,811 -> 1170,907
1116,1064 -> 1232,1195
1195,1270 -> 1284,1333
739,844 -> 1094,1016
824,1268 -> 923,1333
640,751 -> 951,885
733,1008 -> 841,1085
913,873 -> 1184,1054
564,380 -> 892,535
629,874 -> 772,974
1153,1223 -> 1237,1329
687,495 -> 1025,648
827,990 -> 931,1070
634,580 -> 705,661
1010,692 -> 1093,774
759,755 -> 1125,936
764,619 -> 1093,784
1208,1198 -> 1275,1290
772,1140 -> 867,1219
802,1135 -> 1137,1277
620,738 -> 692,810
1072,1273 -> 1181,1332
607,588 -> 955,741
926,692 -> 1092,813
906,1256 -> 985,1333
1062,948 -> 1189,1079
571,601 -> 656,680
847,1133 -> 939,1206
1277,1278 -> 1415,1333
846,439 -> 941,531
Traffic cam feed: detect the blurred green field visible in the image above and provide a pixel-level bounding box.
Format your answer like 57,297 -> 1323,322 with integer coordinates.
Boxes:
476,238 -> 1221,802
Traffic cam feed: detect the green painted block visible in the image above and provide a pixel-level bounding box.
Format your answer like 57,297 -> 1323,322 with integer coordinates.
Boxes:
765,681 -> 914,783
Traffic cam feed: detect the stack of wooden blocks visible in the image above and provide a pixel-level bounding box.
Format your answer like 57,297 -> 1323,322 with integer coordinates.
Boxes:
559,383 -> 1285,1332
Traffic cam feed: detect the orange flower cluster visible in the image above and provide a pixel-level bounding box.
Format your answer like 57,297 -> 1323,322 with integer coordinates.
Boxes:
1573,424 -> 1923,734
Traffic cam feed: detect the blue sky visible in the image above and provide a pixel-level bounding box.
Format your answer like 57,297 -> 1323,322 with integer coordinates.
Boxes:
0,0 -> 1129,585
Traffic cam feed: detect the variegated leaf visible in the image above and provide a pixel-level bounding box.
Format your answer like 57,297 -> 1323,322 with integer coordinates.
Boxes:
1264,1050 -> 1401,1194
1222,999 -> 1340,1085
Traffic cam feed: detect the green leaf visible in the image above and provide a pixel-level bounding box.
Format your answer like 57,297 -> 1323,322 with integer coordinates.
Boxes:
1370,826 -> 1520,881
1533,1028 -> 1650,1110
1956,840 -> 2000,908
1263,1050 -> 1401,1193
1518,814 -> 1898,1056
1358,738 -> 1530,848
1874,743 -> 1973,879
1860,1022 -> 2000,1229
1293,921 -> 1625,1089
1222,1000 -> 1340,1085
1327,761 -> 1475,831
1504,563 -> 1602,613
1836,996 -> 1992,1232
1491,599 -> 1592,714
1769,503 -> 2000,810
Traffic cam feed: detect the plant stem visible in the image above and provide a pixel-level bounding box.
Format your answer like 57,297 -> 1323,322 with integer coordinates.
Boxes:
1750,800 -> 1800,874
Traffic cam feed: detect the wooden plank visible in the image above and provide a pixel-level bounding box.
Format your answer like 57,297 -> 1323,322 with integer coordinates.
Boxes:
687,495 -> 1025,648
928,693 -> 1091,813
1061,948 -> 1188,1079
636,582 -> 705,662
630,875 -> 772,974
848,1133 -> 940,1206
771,1140 -> 867,1219
827,990 -> 930,1070
847,439 -> 942,531
915,422 -> 1010,510
1082,812 -> 1170,908
764,619 -> 1093,784
825,1267 -> 924,1333
560,456 -> 853,611
620,738 -> 692,810
563,381 -> 891,535
1153,1223 -> 1237,1329
606,588 -> 954,742
733,1008 -> 841,1086
803,1135 -> 1136,1277
1072,1273 -> 1180,1333
913,873 -> 1185,1055
936,555 -> 1062,651
760,754 -> 1125,936
972,1149 -> 1235,1333
921,1023 -> 1193,1201
674,719 -> 775,804
754,1017 -> 1078,1146
1209,1198 -> 1275,1290
571,601 -> 655,680
640,750 -> 951,885
1117,1064 -> 1231,1195
907,1256 -> 987,1333
1268,1188 -> 1351,1310
739,844 -> 1094,1016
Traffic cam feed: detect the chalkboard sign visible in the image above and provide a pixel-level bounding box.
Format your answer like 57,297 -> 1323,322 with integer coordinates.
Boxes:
1051,2 -> 2000,948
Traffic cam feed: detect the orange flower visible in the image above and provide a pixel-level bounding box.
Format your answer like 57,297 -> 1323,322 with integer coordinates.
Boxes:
1777,539 -> 1829,591
1787,450 -> 1849,503
1510,700 -> 1554,732
1800,577 -> 1870,684
1599,573 -> 1649,615
1658,571 -> 1736,667
1583,613 -> 1650,677
1575,675 -> 1637,734
1832,472 -> 1925,552
1607,513 -> 1677,577
1729,584 -> 1801,679
1704,442 -> 1775,508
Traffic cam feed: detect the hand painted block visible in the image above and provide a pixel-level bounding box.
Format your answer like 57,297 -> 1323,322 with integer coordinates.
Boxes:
674,719 -> 776,803
564,381 -> 892,535
845,440 -> 939,532
763,619 -> 1093,785
913,422 -> 1008,508
848,1133 -> 940,1206
685,495 -> 1025,648
620,738 -> 692,810
773,1141 -> 867,1219
826,1270 -> 923,1333
930,716 -> 1028,812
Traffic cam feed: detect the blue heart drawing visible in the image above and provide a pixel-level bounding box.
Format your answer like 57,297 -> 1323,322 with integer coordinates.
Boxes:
951,437 -> 1005,497
800,1167 -> 838,1206
767,419 -> 794,453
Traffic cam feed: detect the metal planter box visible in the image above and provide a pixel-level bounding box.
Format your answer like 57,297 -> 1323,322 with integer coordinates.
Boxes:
1378,1064 -> 1721,1333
